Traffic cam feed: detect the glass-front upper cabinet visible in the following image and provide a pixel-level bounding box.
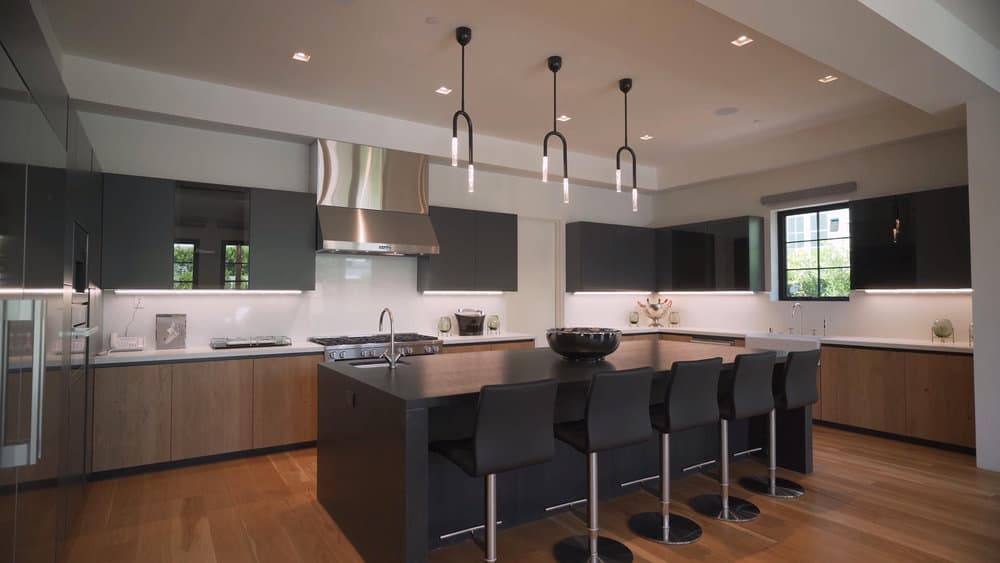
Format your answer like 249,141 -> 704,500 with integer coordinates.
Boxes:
173,184 -> 250,289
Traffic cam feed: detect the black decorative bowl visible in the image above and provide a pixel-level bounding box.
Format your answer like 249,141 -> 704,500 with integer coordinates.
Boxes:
546,328 -> 622,362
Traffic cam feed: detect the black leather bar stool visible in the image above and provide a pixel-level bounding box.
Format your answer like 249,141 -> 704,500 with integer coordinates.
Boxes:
740,348 -> 820,498
430,379 -> 559,563
629,357 -> 723,545
553,368 -> 654,563
691,351 -> 776,523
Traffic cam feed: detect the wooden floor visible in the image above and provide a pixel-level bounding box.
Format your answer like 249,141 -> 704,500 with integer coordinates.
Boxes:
65,426 -> 1000,563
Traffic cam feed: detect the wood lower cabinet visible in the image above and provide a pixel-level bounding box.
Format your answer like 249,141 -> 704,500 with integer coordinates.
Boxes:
622,333 -> 658,342
904,353 -> 975,448
658,333 -> 746,347
820,345 -> 974,447
441,340 -> 534,354
171,359 -> 253,460
252,354 -> 322,448
92,365 -> 172,472
659,333 -> 690,343
814,365 -> 823,420
820,346 -> 907,435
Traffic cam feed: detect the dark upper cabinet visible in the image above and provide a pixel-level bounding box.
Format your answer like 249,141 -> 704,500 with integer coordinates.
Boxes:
102,173 -> 175,289
174,182 -> 250,289
418,206 -> 517,292
249,188 -> 316,290
851,186 -> 969,289
565,222 -> 655,292
23,165 -> 66,289
656,216 -> 763,291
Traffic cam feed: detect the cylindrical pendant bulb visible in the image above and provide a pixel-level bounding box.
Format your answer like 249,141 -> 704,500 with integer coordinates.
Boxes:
542,155 -> 549,182
563,177 -> 569,204
468,164 -> 475,193
615,168 -> 622,193
451,136 -> 458,166
632,187 -> 638,212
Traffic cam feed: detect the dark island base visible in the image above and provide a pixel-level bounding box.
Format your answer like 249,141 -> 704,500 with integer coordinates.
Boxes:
317,363 -> 812,562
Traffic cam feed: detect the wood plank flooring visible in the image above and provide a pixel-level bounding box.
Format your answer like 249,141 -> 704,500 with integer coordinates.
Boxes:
65,426 -> 1000,562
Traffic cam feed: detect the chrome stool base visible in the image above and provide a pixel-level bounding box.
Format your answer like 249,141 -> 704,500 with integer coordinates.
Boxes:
553,535 -> 633,563
690,494 -> 760,522
628,512 -> 702,545
740,475 -> 805,499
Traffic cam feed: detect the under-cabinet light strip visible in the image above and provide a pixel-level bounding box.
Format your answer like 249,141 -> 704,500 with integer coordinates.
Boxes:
658,291 -> 756,296
863,289 -> 972,295
0,288 -> 64,295
573,291 -> 653,296
113,289 -> 303,295
422,291 -> 504,296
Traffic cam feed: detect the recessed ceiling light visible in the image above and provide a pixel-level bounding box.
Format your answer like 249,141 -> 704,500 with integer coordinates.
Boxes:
557,114 -> 572,122
639,134 -> 654,141
714,106 -> 739,116
818,75 -> 839,83
425,16 -> 441,24
292,52 -> 311,62
435,86 -> 452,95
730,35 -> 754,47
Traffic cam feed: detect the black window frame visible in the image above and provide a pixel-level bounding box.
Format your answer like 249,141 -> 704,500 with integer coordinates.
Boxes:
222,240 -> 249,290
778,202 -> 851,302
172,239 -> 199,289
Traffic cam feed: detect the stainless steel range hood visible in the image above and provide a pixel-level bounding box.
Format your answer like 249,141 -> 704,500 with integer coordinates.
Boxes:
311,139 -> 439,255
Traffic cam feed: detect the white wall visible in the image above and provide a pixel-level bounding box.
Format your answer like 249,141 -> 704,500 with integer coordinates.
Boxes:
967,94 -> 1000,471
566,291 -> 973,342
80,111 -> 309,191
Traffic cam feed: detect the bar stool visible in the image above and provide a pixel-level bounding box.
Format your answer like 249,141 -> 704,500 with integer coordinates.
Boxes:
691,351 -> 776,523
629,357 -> 723,545
740,348 -> 820,498
553,368 -> 654,563
430,379 -> 559,563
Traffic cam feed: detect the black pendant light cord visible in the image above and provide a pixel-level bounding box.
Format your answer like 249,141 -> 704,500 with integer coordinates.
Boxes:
452,26 -> 473,166
616,78 -> 636,191
543,55 -> 568,179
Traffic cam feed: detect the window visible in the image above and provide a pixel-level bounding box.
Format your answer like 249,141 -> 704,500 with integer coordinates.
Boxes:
172,241 -> 197,289
223,242 -> 249,289
778,204 -> 850,300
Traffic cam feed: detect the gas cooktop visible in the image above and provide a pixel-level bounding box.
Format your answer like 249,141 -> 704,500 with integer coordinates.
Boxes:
308,333 -> 443,361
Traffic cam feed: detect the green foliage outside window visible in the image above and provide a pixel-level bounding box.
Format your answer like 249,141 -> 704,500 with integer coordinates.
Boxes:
224,243 -> 249,289
173,242 -> 195,289
781,207 -> 850,299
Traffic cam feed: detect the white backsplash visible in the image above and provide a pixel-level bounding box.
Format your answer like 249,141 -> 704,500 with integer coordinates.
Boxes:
565,291 -> 974,341
102,254 -> 509,348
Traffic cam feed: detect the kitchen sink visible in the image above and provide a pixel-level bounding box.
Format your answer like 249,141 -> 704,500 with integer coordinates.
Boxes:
348,359 -> 410,369
745,332 -> 821,352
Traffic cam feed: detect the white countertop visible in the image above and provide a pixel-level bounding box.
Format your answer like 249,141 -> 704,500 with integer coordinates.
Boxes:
441,332 -> 536,345
94,342 -> 326,366
619,326 -> 748,339
820,336 -> 973,354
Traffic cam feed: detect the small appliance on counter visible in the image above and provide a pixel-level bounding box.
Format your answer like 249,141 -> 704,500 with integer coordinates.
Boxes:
455,308 -> 485,336
109,333 -> 145,352
931,319 -> 955,343
155,314 -> 187,350
309,333 -> 443,362
210,336 -> 292,349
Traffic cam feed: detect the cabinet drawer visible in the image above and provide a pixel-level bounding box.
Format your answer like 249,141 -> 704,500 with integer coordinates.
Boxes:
171,359 -> 253,460
92,365 -> 172,472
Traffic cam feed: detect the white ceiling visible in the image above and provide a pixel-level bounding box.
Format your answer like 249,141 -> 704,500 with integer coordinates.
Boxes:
39,0 -> 957,187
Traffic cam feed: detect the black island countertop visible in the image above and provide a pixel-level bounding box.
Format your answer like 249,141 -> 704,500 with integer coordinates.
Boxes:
322,339 -> 786,407
317,340 -> 807,563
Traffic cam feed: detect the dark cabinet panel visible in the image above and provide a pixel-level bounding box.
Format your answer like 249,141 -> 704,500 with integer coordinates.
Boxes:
473,210 -> 518,291
565,222 -> 655,292
249,189 -> 316,290
23,166 -> 65,289
101,173 -> 175,289
657,216 -> 763,291
418,206 -> 517,292
850,186 -> 968,289
911,186 -> 970,288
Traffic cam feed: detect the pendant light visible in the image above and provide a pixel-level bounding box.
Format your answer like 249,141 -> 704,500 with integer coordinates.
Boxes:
615,78 -> 639,212
541,55 -> 569,203
451,26 -> 474,192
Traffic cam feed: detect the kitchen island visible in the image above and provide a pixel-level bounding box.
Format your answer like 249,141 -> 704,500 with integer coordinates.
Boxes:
317,340 -> 811,563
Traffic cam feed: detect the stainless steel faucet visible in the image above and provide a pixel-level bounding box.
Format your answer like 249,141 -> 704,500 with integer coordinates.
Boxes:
791,302 -> 803,335
378,307 -> 402,369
